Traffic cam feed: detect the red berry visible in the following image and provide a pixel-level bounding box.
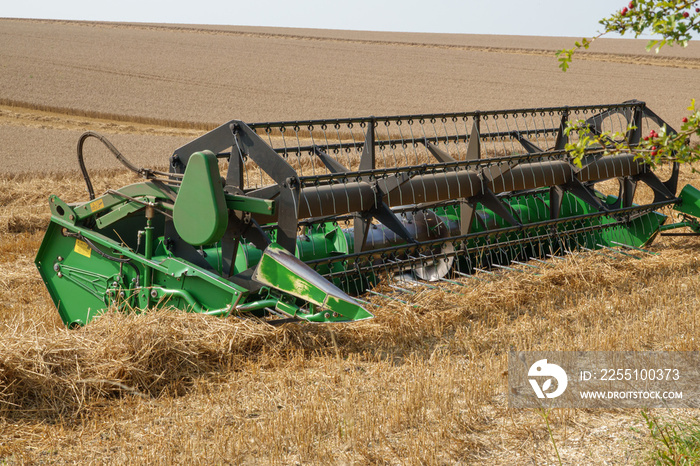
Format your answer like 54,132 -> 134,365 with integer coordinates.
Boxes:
629,1 -> 634,8
644,136 -> 650,141
621,7 -> 628,15
683,117 -> 689,123
683,11 -> 690,18
696,8 -> 700,12
651,150 -> 658,156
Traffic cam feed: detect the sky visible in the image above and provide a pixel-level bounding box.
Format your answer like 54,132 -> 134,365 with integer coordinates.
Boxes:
2,0 -> 634,38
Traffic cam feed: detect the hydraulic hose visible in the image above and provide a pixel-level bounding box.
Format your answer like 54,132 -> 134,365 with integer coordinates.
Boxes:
77,131 -> 147,200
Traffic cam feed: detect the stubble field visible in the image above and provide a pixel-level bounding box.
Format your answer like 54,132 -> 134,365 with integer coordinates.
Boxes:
1,18 -> 700,464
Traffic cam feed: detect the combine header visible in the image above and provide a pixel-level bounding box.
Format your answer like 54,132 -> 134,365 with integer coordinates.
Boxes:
36,100 -> 700,327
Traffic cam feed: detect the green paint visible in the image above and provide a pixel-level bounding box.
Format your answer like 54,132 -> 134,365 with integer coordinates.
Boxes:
173,151 -> 228,246
254,244 -> 372,322
675,184 -> 700,228
35,215 -> 247,327
225,195 -> 275,216
73,181 -> 172,220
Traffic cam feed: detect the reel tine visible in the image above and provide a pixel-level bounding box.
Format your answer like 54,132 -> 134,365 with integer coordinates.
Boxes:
439,277 -> 470,288
389,283 -> 416,295
596,244 -> 642,260
529,257 -> 555,267
581,246 -> 622,261
453,270 -> 489,282
512,260 -> 540,269
491,263 -> 523,273
610,241 -> 659,256
367,289 -> 407,303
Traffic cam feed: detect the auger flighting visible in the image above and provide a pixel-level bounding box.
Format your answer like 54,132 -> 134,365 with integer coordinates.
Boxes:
36,101 -> 700,327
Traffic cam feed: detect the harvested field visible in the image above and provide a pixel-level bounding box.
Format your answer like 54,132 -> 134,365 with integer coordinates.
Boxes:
1,18 -> 700,464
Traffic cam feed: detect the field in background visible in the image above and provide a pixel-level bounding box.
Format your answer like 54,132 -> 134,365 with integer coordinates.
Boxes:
1,18 -> 700,174
1,18 -> 700,464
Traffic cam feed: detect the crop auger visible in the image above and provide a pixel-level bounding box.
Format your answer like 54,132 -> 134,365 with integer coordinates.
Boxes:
36,100 -> 700,327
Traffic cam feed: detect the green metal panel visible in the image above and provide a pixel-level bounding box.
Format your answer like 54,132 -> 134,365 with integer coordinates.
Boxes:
254,244 -> 373,322
35,222 -> 127,327
675,184 -> 700,220
173,151 -> 228,246
73,181 -> 173,220
35,210 -> 249,327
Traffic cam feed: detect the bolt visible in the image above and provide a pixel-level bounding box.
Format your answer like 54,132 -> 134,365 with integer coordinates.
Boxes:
53,263 -> 61,272
324,312 -> 330,319
150,289 -> 158,298
57,272 -> 63,278
57,256 -> 64,262
119,292 -> 126,299
69,215 -> 74,221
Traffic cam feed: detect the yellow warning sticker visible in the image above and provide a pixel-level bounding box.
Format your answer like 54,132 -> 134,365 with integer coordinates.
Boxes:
74,239 -> 91,258
90,199 -> 104,212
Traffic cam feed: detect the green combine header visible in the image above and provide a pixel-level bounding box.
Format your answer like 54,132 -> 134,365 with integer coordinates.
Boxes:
35,101 -> 700,327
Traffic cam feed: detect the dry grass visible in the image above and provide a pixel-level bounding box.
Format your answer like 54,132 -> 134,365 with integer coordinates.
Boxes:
2,170 -> 700,463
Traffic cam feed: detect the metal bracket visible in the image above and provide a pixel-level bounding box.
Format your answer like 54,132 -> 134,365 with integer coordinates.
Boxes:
226,123 -> 245,191
359,118 -> 376,171
466,118 -> 481,161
